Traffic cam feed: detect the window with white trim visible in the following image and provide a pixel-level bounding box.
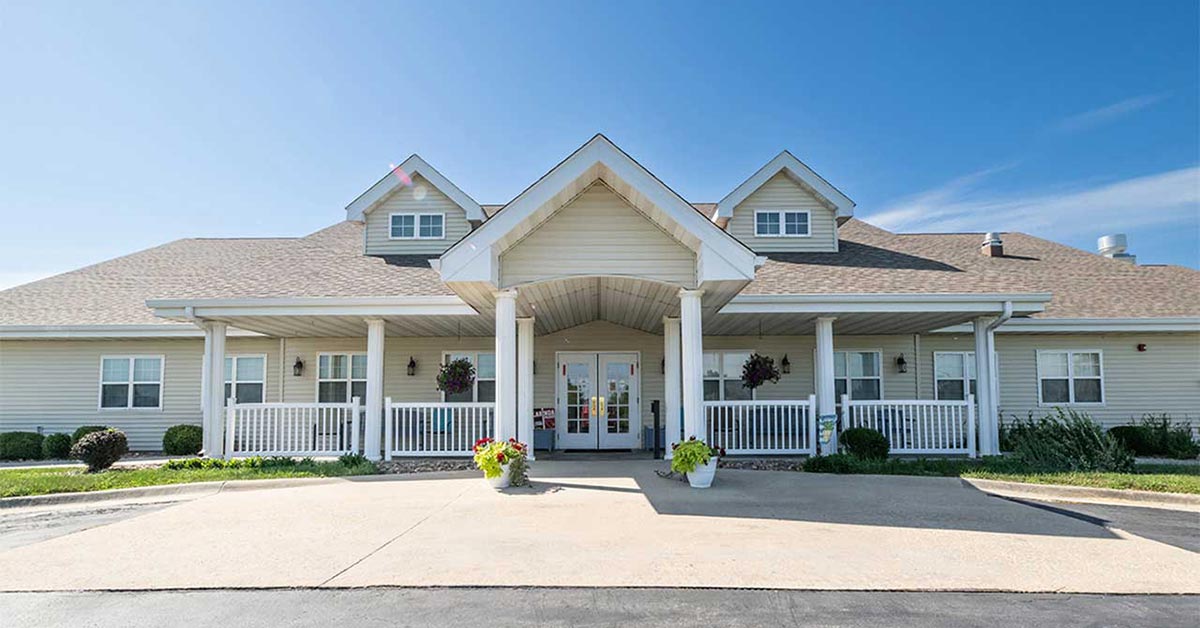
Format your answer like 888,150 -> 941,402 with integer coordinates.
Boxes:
100,356 -> 163,409
754,210 -> 810,237
443,352 -> 495,402
225,355 -> 266,403
390,213 -> 444,239
1038,350 -> 1103,404
934,352 -> 977,401
702,351 -> 753,401
834,351 -> 881,401
317,353 -> 367,403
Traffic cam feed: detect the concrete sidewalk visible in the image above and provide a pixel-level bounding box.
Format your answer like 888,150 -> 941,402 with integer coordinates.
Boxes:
0,461 -> 1196,593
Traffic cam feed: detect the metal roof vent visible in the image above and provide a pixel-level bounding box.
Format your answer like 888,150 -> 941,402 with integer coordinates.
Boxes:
981,232 -> 1004,257
1098,233 -> 1136,264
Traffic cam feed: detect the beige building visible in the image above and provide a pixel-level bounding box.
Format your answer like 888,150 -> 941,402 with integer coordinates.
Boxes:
1,135 -> 1196,458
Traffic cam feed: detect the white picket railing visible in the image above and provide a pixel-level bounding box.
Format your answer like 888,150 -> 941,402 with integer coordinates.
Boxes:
224,397 -> 360,459
703,396 -> 817,455
842,395 -> 976,457
384,399 -> 495,459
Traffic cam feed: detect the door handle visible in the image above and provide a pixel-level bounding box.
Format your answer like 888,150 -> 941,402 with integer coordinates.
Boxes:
589,396 -> 597,417
599,396 -> 606,415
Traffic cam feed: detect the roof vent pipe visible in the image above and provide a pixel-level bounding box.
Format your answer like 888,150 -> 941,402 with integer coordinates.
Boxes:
1098,234 -> 1136,264
981,232 -> 1004,257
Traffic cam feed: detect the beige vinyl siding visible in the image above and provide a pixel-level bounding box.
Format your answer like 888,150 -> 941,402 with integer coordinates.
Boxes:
499,181 -> 696,287
363,174 -> 472,256
727,172 -> 839,253
0,338 -> 279,451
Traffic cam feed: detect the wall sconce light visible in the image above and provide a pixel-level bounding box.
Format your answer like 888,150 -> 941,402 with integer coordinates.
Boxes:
896,353 -> 908,374
1137,344 -> 1147,352
780,354 -> 791,374
407,357 -> 417,377
292,358 -> 305,377
661,358 -> 666,375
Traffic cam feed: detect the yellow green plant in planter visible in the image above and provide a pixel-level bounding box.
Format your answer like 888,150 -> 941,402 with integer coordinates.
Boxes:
670,437 -> 725,488
472,438 -> 529,489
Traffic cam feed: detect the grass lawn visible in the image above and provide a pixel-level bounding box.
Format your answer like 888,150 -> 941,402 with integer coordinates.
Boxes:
0,458 -> 379,498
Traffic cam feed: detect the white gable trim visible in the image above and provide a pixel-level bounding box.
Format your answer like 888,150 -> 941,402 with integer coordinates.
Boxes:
438,134 -> 759,286
716,150 -> 855,221
345,154 -> 484,222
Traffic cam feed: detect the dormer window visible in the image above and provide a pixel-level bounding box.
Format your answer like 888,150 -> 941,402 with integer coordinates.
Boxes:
390,213 -> 444,239
754,210 -> 810,237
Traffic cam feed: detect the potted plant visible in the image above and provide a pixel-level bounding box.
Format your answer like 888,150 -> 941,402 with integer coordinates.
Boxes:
472,437 -> 529,489
741,353 -> 781,390
437,357 -> 476,395
670,437 -> 725,488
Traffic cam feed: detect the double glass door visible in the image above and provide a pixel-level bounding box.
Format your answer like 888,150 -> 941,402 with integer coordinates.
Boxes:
556,352 -> 640,449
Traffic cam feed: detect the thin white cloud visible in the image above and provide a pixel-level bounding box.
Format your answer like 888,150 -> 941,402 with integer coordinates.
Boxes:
1055,93 -> 1169,133
867,166 -> 1200,241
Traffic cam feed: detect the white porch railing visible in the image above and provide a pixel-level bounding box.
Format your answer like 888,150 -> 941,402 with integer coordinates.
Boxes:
842,395 -> 976,457
224,397 -> 361,459
384,399 -> 495,459
704,395 -> 817,455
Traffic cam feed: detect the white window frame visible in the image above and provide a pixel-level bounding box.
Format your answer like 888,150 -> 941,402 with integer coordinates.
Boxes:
1036,349 -> 1105,406
389,212 -> 445,240
753,209 -> 811,238
933,351 -> 976,401
702,350 -> 757,401
441,351 -> 496,403
224,354 -> 267,404
831,349 -> 883,402
315,352 -> 367,404
98,355 -> 165,411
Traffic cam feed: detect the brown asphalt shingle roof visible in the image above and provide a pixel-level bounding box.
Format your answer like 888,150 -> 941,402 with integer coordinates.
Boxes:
0,218 -> 1194,327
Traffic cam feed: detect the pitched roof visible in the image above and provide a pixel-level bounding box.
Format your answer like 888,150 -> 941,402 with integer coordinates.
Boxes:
746,220 -> 1200,318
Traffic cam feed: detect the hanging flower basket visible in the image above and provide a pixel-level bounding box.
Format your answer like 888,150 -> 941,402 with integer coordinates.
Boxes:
741,353 -> 781,390
437,357 -> 476,395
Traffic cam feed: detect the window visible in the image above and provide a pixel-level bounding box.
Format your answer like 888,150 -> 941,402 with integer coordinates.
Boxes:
317,353 -> 367,403
100,356 -> 163,409
442,352 -> 495,402
934,352 -> 977,401
1038,350 -> 1103,405
702,351 -> 753,401
834,351 -> 881,401
224,355 -> 266,403
754,210 -> 810,237
390,213 -> 444,239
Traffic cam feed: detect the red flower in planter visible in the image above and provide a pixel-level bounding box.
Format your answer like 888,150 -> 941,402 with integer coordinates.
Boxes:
497,452 -> 507,463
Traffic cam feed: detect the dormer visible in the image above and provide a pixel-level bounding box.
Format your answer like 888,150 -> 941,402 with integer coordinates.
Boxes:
716,151 -> 855,253
346,155 -> 484,256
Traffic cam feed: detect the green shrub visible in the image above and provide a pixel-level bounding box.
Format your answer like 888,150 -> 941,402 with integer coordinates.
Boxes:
70,428 -> 128,472
802,453 -> 860,473
162,424 -> 203,455
1107,425 -> 1147,455
42,433 -> 72,459
1107,416 -> 1199,460
1005,409 -> 1133,472
337,453 -> 371,467
840,427 -> 889,460
72,425 -> 109,444
0,432 -> 45,460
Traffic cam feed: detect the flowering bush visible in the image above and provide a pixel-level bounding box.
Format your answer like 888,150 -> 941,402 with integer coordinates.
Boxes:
472,437 -> 529,486
670,437 -> 725,475
740,353 -> 781,390
437,358 -> 476,395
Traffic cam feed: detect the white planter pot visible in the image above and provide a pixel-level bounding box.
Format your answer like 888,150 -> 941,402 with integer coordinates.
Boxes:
687,457 -> 718,488
486,463 -> 512,489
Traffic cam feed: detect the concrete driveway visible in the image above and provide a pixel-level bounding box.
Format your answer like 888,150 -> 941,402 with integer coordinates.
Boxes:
0,461 -> 1196,593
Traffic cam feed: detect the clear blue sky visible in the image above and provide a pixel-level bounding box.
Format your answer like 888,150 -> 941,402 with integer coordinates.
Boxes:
1,0 -> 1197,289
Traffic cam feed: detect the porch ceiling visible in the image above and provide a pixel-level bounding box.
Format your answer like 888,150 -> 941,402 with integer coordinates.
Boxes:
704,311 -> 1002,336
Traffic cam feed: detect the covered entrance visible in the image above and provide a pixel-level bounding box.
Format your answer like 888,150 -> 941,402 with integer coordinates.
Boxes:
556,352 -> 641,450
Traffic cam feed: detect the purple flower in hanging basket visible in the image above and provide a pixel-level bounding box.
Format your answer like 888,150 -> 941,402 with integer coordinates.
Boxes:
437,358 -> 476,395
741,353 -> 781,390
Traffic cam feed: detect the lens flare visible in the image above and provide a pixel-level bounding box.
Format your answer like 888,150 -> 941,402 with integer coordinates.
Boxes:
388,164 -> 413,187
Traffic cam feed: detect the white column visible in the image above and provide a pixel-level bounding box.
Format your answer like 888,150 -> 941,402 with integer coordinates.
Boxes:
364,318 -> 386,460
201,321 -> 227,458
974,317 -> 997,456
494,290 -> 518,442
679,289 -> 705,441
662,316 -> 682,457
815,317 -> 837,453
517,316 -> 535,460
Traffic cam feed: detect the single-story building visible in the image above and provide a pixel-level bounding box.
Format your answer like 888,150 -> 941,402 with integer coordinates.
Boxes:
1,134 -> 1196,459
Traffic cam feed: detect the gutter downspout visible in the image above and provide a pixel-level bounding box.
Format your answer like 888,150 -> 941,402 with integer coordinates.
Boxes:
983,301 -> 1012,454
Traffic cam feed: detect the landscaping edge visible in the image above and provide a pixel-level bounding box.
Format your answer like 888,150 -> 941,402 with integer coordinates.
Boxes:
961,477 -> 1200,512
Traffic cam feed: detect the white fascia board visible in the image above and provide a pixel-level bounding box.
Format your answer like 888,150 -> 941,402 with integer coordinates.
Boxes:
930,317 -> 1200,334
0,325 -> 263,339
147,295 -> 478,319
439,134 -> 757,285
345,154 -> 484,222
716,150 -> 855,221
720,293 -> 1051,315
